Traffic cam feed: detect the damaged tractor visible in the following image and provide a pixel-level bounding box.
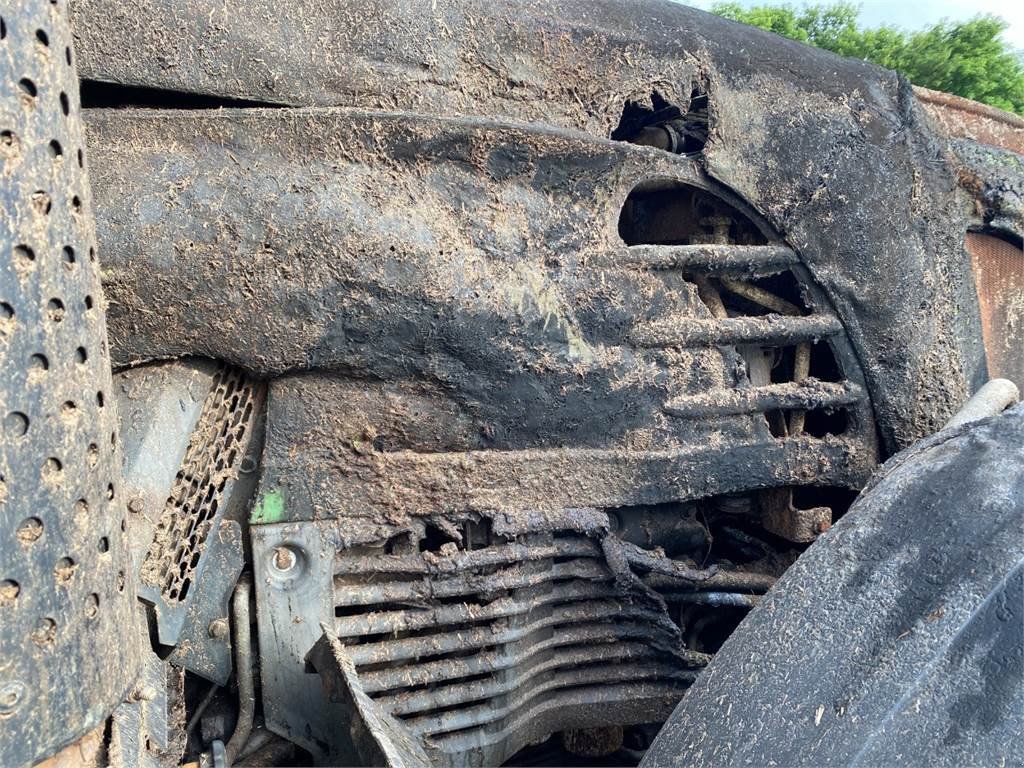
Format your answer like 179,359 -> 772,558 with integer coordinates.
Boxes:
1,1 -> 1022,767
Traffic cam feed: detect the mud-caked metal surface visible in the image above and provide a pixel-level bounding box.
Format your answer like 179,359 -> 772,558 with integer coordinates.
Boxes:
0,2 -> 139,764
83,112 -> 879,520
253,510 -> 766,765
83,100 -> 882,764
62,1 -> 1018,764
114,359 -> 263,683
72,0 -> 990,452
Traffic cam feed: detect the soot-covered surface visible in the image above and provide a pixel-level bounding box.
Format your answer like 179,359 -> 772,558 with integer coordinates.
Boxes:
71,0 -> 987,455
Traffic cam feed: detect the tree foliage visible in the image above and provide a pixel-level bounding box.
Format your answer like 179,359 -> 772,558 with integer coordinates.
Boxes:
710,2 -> 1024,115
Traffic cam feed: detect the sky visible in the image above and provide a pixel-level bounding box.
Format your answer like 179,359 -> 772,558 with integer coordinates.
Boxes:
683,0 -> 1024,50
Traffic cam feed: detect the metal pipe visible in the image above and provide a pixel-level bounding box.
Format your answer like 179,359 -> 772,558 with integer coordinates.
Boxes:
788,341 -> 812,434
224,576 -> 254,765
236,726 -> 275,762
185,682 -> 219,739
718,276 -> 802,316
592,244 -> 798,274
943,378 -> 1019,430
663,379 -> 862,418
694,275 -> 728,319
665,591 -> 760,608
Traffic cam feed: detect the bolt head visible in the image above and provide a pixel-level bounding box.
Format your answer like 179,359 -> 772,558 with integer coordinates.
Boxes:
272,545 -> 298,573
208,618 -> 230,640
0,682 -> 26,713
131,684 -> 157,702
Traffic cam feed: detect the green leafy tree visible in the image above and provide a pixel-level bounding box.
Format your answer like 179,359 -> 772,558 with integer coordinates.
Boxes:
710,2 -> 1024,115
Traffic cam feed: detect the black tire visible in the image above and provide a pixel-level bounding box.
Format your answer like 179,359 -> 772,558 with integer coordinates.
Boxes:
643,406 -> 1024,767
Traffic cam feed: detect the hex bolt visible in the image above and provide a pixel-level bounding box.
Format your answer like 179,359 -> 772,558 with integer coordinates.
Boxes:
208,618 -> 230,640
272,545 -> 298,573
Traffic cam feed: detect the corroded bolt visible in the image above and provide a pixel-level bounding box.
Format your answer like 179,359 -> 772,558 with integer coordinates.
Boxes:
208,618 -> 229,640
0,682 -> 25,713
131,684 -> 157,702
127,497 -> 144,514
272,546 -> 297,573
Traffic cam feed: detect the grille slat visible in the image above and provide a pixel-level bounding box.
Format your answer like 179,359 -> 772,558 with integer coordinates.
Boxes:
377,641 -> 672,716
404,663 -> 694,737
334,557 -> 609,606
663,379 -> 865,418
592,243 -> 799,274
358,619 -> 689,693
631,313 -> 844,348
335,579 -> 627,637
327,522 -> 696,766
430,683 -> 687,754
334,537 -> 599,577
347,601 -> 680,668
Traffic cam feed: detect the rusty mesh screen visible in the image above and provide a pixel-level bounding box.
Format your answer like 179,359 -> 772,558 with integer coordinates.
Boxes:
967,232 -> 1024,386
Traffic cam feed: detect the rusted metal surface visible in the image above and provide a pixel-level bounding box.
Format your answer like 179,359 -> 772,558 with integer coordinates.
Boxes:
915,85 -> 1024,154
966,232 -> 1024,386
759,487 -> 831,543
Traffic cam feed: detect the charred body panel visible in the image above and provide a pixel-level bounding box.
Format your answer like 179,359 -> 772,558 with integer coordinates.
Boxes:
73,0 -> 987,451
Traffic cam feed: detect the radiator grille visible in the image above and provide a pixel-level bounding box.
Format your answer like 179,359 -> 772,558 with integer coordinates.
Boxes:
331,527 -> 698,765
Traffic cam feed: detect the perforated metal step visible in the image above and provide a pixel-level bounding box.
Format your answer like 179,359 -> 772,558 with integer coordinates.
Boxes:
0,3 -> 138,763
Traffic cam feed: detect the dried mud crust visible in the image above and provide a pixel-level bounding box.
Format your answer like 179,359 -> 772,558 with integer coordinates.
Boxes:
255,373 -> 874,525
76,0 -> 987,452
87,109 -> 771,453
